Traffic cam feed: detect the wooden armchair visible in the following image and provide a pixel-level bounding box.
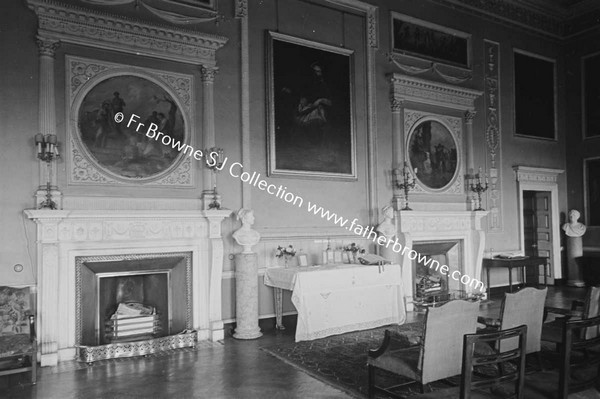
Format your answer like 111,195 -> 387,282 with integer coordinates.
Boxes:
367,300 -> 480,398
542,285 -> 600,345
524,315 -> 600,399
477,287 -> 547,356
413,325 -> 528,399
0,286 -> 37,384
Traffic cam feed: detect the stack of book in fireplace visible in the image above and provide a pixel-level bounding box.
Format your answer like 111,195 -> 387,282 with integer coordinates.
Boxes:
105,303 -> 161,342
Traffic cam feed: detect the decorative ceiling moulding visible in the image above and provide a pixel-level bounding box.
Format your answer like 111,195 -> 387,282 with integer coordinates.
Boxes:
389,74 -> 482,112
27,0 -> 228,66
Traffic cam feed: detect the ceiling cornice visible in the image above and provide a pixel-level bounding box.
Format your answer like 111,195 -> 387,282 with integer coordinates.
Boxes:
428,0 -> 600,40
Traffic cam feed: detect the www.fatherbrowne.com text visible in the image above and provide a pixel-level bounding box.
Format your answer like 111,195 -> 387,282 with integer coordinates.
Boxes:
118,112 -> 486,293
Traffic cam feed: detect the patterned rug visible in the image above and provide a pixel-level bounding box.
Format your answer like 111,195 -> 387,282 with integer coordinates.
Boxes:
261,322 -> 459,399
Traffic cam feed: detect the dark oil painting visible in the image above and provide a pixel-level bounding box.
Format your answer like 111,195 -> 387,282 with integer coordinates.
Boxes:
584,53 -> 600,138
269,33 -> 354,178
392,16 -> 469,68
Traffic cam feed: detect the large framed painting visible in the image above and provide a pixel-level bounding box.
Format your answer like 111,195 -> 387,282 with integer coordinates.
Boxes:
513,50 -> 556,140
267,31 -> 356,180
391,12 -> 470,69
77,75 -> 185,179
68,56 -> 194,187
583,52 -> 600,139
584,157 -> 600,226
407,118 -> 459,191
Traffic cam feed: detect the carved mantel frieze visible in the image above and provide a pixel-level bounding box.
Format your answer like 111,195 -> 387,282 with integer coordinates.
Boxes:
27,0 -> 228,66
389,73 -> 482,111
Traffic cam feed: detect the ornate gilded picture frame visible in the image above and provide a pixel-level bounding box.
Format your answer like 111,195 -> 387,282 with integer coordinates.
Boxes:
267,31 -> 356,180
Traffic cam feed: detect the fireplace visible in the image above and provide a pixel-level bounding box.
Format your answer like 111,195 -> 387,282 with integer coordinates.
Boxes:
75,253 -> 193,361
25,203 -> 231,366
412,240 -> 462,306
395,210 -> 487,311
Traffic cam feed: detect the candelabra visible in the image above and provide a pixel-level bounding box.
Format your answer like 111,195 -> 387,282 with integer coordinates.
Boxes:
393,162 -> 417,211
204,147 -> 225,210
469,168 -> 489,211
35,134 -> 60,209
35,134 -> 59,162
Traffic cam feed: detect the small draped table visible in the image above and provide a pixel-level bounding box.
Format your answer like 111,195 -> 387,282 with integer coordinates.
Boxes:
264,263 -> 406,342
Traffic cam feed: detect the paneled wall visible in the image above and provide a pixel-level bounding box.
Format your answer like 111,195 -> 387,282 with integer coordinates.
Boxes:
1,0 -> 591,323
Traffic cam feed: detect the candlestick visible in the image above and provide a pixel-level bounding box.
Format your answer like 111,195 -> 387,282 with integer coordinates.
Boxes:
393,161 -> 417,211
469,167 -> 489,211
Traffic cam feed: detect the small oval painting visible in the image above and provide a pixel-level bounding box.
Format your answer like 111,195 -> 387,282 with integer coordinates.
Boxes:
77,75 -> 185,180
408,120 -> 458,190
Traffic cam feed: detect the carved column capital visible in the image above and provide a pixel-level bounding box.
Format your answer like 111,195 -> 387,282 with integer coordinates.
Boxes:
464,110 -> 477,123
235,0 -> 248,18
36,36 -> 60,57
391,98 -> 405,113
200,66 -> 219,83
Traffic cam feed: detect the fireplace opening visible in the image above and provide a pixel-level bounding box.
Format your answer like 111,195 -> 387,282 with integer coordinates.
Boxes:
76,253 -> 193,359
99,272 -> 168,345
412,241 -> 462,306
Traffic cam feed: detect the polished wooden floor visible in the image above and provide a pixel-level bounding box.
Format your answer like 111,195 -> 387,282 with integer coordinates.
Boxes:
0,286 -> 595,399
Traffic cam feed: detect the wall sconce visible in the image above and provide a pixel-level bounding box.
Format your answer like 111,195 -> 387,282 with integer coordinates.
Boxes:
35,133 -> 59,162
393,161 -> 417,211
469,167 -> 489,211
204,147 -> 224,210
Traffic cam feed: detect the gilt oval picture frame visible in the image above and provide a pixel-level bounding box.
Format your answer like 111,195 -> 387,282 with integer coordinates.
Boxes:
408,119 -> 458,190
76,74 -> 186,181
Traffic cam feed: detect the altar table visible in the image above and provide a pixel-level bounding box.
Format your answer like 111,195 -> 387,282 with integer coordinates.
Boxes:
264,264 -> 406,342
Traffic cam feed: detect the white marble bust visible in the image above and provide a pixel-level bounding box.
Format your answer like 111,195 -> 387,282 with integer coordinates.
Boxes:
376,205 -> 396,240
232,208 -> 261,253
563,209 -> 587,238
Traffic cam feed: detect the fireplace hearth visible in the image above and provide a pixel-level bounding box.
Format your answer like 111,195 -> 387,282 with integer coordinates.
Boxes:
75,252 -> 194,362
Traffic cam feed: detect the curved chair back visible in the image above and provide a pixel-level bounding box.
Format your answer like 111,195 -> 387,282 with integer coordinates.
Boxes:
421,300 -> 479,385
499,287 -> 547,353
582,285 -> 600,339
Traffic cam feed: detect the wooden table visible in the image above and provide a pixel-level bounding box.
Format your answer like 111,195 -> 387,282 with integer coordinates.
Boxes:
482,256 -> 548,299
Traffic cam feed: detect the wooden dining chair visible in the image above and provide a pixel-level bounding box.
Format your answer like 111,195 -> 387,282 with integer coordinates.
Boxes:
523,315 -> 600,399
542,285 -> 600,346
477,287 -> 547,357
367,300 -> 480,398
413,325 -> 528,399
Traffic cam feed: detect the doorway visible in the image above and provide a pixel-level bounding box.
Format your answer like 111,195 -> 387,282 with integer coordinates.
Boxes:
522,190 -> 554,285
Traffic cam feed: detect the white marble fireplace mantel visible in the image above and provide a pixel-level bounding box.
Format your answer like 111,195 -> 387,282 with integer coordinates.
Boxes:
24,208 -> 232,367
395,210 -> 488,310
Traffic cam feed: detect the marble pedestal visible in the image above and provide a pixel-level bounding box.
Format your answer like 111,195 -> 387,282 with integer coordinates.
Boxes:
566,235 -> 585,287
233,253 -> 262,340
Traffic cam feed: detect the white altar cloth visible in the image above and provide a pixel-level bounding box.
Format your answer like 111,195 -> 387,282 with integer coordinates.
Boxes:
264,264 -> 406,341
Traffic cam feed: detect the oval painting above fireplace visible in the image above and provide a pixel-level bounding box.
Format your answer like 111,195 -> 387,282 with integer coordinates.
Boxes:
408,119 -> 458,190
77,75 -> 186,180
